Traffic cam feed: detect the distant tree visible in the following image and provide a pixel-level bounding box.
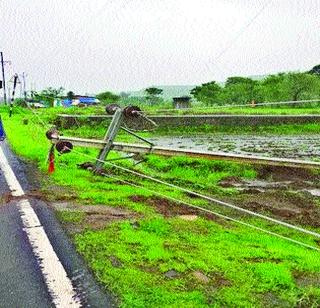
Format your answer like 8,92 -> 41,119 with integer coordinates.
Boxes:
225,76 -> 254,87
259,73 -> 288,102
119,91 -> 130,98
222,77 -> 260,104
284,72 -> 320,101
191,81 -> 222,105
96,91 -> 120,105
145,87 -> 163,105
33,87 -> 65,107
67,91 -> 75,101
309,64 -> 320,76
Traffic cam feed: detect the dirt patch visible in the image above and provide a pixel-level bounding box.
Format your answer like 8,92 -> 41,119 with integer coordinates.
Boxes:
221,166 -> 320,192
109,256 -> 123,268
51,201 -> 135,232
164,269 -> 180,279
261,292 -> 291,308
219,166 -> 320,228
236,190 -> 320,227
256,166 -> 320,184
293,271 -> 320,288
192,271 -> 210,284
130,195 -> 228,225
243,257 -> 282,264
1,190 -> 45,203
209,272 -> 231,287
131,195 -> 198,217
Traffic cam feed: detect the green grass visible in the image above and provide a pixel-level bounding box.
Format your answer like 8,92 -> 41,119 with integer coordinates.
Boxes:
150,123 -> 320,136
56,210 -> 85,223
75,217 -> 320,307
1,107 -> 320,307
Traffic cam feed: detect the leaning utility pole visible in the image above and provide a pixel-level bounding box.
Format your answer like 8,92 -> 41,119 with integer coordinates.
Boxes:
0,52 -> 7,105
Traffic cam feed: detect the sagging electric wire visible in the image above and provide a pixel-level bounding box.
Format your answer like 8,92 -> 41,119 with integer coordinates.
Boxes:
144,98 -> 320,114
105,161 -> 320,239
101,169 -> 320,252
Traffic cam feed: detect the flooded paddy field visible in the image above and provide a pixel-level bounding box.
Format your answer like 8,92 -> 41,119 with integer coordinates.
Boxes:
149,134 -> 320,160
147,134 -> 320,228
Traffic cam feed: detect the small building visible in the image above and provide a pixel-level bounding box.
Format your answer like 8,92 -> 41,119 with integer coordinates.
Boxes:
172,96 -> 191,109
54,95 -> 100,107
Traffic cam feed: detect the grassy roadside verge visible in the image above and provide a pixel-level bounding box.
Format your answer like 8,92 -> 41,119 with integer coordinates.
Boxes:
1,108 -> 320,307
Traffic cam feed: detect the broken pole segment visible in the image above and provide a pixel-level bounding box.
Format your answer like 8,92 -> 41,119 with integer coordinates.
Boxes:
95,108 -> 124,169
52,136 -> 320,169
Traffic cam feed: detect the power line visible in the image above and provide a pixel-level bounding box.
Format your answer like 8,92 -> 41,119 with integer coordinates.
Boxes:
145,98 -> 320,114
103,160 -> 320,239
101,171 -> 320,252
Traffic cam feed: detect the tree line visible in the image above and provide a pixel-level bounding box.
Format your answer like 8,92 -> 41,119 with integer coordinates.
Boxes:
23,64 -> 320,107
191,66 -> 320,106
96,65 -> 320,107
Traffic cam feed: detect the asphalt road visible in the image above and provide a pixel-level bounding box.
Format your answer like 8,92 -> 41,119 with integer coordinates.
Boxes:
0,141 -> 114,307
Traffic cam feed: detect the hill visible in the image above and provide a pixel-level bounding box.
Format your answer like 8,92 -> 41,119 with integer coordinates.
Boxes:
127,85 -> 196,100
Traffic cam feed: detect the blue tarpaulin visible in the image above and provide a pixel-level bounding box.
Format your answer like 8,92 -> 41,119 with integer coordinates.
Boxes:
61,99 -> 73,107
61,97 -> 96,107
78,97 -> 96,104
0,117 -> 5,141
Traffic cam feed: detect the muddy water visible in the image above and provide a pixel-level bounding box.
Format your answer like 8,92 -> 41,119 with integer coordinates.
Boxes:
149,134 -> 320,160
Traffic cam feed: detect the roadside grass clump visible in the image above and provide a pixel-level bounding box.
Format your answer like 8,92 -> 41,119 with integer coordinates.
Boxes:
56,210 -> 85,223
150,123 -> 320,137
140,155 -> 256,194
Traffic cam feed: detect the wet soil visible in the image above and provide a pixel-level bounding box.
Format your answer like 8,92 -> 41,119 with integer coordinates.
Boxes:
221,166 -> 320,227
132,166 -> 320,229
130,195 -> 199,217
130,195 -> 230,226
50,201 -> 134,233
293,271 -> 320,288
150,134 -> 320,160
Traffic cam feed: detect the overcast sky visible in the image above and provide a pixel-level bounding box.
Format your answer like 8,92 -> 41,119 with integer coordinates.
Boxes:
0,0 -> 319,94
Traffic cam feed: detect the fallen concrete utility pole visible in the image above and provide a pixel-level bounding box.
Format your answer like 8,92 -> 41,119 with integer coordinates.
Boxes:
46,106 -> 320,170
53,135 -> 320,169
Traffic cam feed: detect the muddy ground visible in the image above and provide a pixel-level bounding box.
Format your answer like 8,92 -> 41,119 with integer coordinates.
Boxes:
149,134 -> 320,160
131,165 -> 320,230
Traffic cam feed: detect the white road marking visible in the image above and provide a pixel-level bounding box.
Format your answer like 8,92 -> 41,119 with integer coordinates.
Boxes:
0,146 -> 81,307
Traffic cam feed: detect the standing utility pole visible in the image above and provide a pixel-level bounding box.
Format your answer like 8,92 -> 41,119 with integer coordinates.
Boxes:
0,52 -> 7,105
9,74 -> 19,117
22,72 -> 27,101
